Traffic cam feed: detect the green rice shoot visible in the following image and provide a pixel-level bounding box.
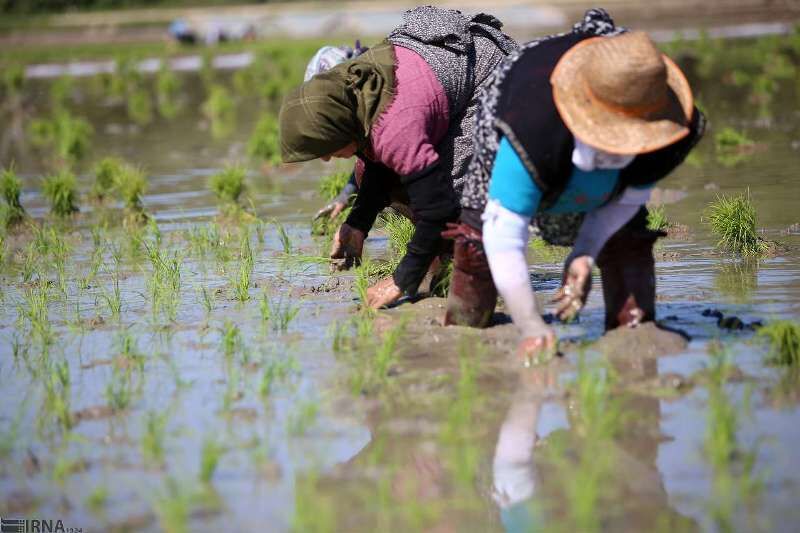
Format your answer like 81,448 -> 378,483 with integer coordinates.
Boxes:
705,191 -> 767,257
42,169 -> 79,217
209,164 -> 247,205
757,320 -> 800,367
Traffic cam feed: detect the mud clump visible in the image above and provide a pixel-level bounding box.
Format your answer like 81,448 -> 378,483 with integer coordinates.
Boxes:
593,322 -> 688,358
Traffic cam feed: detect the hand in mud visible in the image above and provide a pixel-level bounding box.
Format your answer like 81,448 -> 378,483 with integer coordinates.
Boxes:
314,200 -> 347,221
366,277 -> 403,309
517,328 -> 557,368
330,223 -> 364,271
552,255 -> 593,322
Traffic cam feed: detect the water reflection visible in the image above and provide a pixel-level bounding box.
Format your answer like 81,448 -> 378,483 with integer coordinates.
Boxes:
492,365 -> 557,532
714,259 -> 758,303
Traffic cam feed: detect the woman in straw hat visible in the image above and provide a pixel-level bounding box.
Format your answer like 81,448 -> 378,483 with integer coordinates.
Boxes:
279,6 -> 517,309
443,9 -> 705,363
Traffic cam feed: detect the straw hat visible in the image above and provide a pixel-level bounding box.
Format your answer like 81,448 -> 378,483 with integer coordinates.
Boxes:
551,31 -> 693,155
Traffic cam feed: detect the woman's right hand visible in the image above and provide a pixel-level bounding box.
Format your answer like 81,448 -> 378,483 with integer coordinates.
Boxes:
330,223 -> 365,271
516,327 -> 557,368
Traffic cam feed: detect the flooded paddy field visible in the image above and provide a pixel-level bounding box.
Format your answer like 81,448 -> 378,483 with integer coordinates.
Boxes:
1,30 -> 800,532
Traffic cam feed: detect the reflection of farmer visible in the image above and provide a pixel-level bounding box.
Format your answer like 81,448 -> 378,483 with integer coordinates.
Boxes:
445,9 -> 705,362
492,365 -> 556,532
279,6 -> 517,308
303,42 -> 369,221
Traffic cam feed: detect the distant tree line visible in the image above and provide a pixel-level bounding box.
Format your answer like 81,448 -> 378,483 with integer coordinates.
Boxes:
1,0 -> 295,14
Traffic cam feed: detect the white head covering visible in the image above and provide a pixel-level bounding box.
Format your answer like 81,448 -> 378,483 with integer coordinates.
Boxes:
303,41 -> 368,82
571,137 -> 635,171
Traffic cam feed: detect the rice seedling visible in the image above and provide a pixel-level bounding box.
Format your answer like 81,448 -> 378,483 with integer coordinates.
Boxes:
0,403 -> 24,459
199,436 -> 224,484
715,127 -> 755,167
209,164 -> 247,210
28,110 -> 93,164
202,84 -> 235,139
43,359 -> 72,430
222,362 -> 241,411
105,367 -> 133,412
0,165 -> 26,227
265,294 -> 299,332
199,285 -> 216,315
19,285 -> 53,346
353,258 -> 374,314
528,237 -> 571,263
2,63 -> 24,96
220,320 -> 243,360
247,113 -> 281,166
287,398 -> 319,436
292,470 -> 337,533
91,156 -> 124,201
757,320 -> 800,367
42,169 -> 79,217
156,65 -> 181,119
704,191 -> 767,257
86,486 -> 109,513
153,477 -> 193,533
259,356 -> 299,398
116,330 -> 145,373
231,232 -> 254,302
100,273 -> 122,321
141,410 -> 168,467
273,219 -> 292,254
318,171 -> 351,201
127,86 -> 154,126
115,163 -> 149,222
704,343 -> 763,531
646,204 -> 669,231
715,127 -> 754,152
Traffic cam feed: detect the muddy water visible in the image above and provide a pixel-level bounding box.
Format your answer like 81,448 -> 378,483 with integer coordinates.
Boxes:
1,39 -> 800,532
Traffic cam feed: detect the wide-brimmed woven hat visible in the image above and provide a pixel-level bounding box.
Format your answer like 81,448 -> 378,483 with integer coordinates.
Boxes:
551,31 -> 693,155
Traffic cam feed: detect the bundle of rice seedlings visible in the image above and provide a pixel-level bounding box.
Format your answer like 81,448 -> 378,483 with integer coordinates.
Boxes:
704,191 -> 767,257
42,170 -> 79,217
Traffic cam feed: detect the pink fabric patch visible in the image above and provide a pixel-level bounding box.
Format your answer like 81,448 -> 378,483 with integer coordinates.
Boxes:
368,46 -> 450,177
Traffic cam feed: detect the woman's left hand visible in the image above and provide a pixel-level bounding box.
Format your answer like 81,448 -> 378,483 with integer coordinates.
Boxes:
552,255 -> 593,321
366,277 -> 403,309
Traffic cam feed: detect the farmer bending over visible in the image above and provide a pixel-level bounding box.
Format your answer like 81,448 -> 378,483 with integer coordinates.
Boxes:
445,9 -> 705,363
279,6 -> 517,308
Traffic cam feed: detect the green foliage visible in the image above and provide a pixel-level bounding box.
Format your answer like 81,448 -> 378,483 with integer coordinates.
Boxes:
202,84 -> 235,139
757,320 -> 800,366
247,113 -> 281,165
528,237 -> 570,264
715,127 -> 753,151
127,86 -> 153,125
199,436 -> 224,483
209,164 -> 246,205
705,191 -> 767,257
646,204 -> 669,231
115,164 -> 148,214
287,399 -> 319,436
42,170 -> 79,217
0,165 -> 26,227
318,171 -> 350,201
156,65 -> 181,119
28,110 -> 93,164
92,157 -> 124,200
142,410 -> 168,467
231,232 -> 254,302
